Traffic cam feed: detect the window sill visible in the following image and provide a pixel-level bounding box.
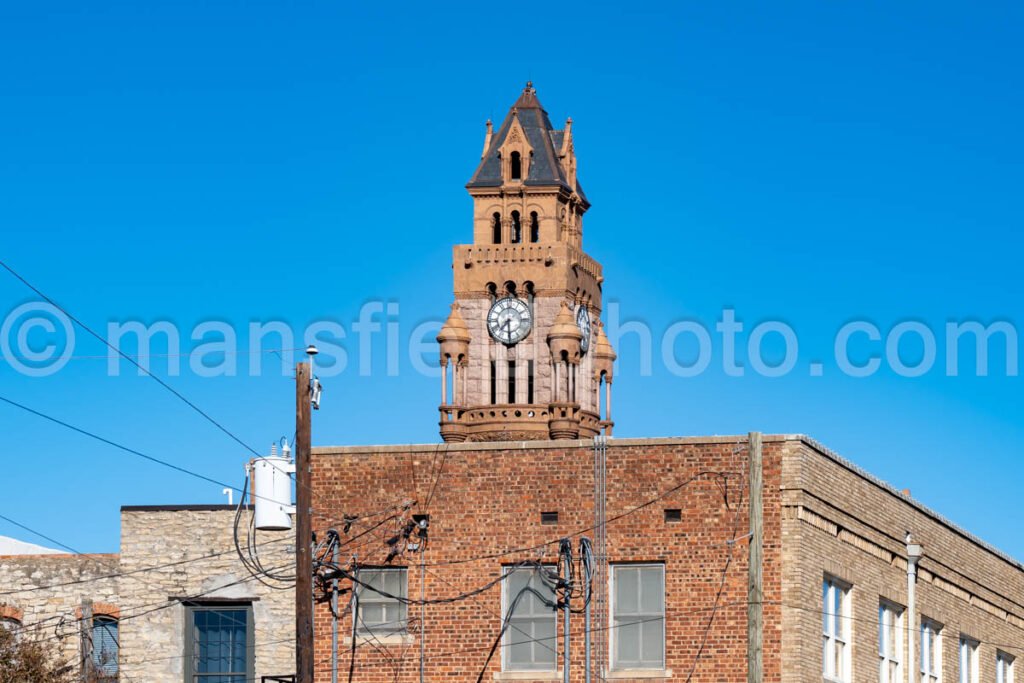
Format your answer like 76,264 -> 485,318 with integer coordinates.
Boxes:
347,633 -> 415,647
493,671 -> 563,681
606,669 -> 673,679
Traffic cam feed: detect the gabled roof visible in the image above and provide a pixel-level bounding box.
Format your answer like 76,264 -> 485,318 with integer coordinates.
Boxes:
467,83 -> 587,202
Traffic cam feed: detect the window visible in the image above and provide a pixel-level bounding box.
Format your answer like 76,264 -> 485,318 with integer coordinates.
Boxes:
921,619 -> 943,683
511,211 -> 522,243
357,568 -> 407,636
185,603 -> 253,683
0,617 -> 20,641
92,616 -> 119,678
490,361 -> 497,404
879,602 -> 903,683
510,151 -> 522,180
527,360 -> 535,404
960,637 -> 979,683
492,212 -> 502,244
612,564 -> 665,671
822,576 -> 851,682
529,212 -> 539,242
508,361 -> 516,403
502,566 -> 557,671
998,652 -> 1015,683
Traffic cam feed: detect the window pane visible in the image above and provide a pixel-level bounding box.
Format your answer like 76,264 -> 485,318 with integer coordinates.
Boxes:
639,568 -> 662,613
533,618 -> 556,666
504,567 -> 556,671
823,581 -> 831,633
616,568 -> 639,614
641,617 -> 664,665
616,620 -> 641,664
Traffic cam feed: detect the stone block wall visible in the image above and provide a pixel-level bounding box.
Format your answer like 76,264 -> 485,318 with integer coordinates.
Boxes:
118,506 -> 295,682
0,552 -> 119,668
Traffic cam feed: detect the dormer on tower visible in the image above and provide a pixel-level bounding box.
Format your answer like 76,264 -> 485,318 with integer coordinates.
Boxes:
497,110 -> 533,183
437,82 -> 615,442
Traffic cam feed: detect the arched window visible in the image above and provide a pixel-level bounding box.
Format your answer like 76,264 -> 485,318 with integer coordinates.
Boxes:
529,212 -> 539,242
510,152 -> 522,180
510,211 -> 522,243
92,615 -> 119,677
492,213 -> 502,244
0,616 -> 20,641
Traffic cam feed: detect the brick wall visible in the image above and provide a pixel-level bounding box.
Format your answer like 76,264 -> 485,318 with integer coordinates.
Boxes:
311,436 -> 785,683
781,438 -> 1024,683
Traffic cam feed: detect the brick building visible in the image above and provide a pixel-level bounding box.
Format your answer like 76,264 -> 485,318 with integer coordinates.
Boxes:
308,84 -> 1024,683
311,436 -> 1023,683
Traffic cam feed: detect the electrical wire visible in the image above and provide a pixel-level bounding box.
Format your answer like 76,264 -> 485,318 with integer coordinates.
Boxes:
0,259 -> 261,457
0,511 -> 82,555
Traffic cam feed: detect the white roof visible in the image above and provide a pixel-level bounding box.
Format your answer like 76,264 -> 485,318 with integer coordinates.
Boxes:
0,535 -> 62,555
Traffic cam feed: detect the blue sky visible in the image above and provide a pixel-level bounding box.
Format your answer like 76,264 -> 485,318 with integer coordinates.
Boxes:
1,1 -> 1021,557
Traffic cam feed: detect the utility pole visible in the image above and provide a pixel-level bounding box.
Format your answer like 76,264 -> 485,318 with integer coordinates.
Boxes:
79,598 -> 93,683
747,432 -> 763,683
296,359 -> 313,683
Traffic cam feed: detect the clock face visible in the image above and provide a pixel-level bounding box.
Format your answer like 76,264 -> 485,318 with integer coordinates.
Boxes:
576,304 -> 592,354
488,297 -> 533,345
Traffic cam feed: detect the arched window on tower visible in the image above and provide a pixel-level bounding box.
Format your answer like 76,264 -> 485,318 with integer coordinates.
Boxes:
510,152 -> 522,180
529,212 -> 539,242
510,211 -> 522,243
492,213 -> 502,244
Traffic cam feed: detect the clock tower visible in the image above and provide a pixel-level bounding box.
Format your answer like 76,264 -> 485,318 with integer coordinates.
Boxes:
437,82 -> 616,442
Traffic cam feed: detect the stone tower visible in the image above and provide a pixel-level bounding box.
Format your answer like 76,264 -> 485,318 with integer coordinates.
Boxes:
437,82 -> 616,442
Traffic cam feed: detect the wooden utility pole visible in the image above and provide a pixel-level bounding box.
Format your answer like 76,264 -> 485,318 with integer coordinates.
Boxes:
79,598 -> 93,683
747,432 -> 763,683
296,361 -> 313,683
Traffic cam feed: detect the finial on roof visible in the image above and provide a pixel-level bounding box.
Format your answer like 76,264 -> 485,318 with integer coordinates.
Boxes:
526,80 -> 533,89
486,119 -> 493,132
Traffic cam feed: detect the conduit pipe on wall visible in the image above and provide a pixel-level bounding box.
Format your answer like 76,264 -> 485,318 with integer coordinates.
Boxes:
906,532 -> 923,683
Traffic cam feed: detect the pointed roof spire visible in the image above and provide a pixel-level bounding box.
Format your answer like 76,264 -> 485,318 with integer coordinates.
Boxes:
467,83 -> 587,204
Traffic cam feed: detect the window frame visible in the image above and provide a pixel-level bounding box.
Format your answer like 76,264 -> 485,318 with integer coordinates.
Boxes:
879,600 -> 904,683
920,618 -> 943,683
609,563 -> 666,672
959,636 -> 979,683
183,601 -> 255,683
822,575 -> 851,683
355,567 -> 408,637
500,564 -> 558,673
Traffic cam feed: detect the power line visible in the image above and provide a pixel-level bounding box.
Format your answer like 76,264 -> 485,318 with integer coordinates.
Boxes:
0,511 -> 82,555
0,535 -> 291,598
0,392 -> 384,535
0,258 -> 260,457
